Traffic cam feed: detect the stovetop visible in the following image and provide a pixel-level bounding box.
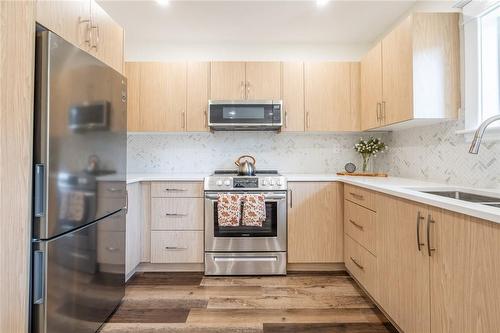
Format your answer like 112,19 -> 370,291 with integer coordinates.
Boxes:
205,170 -> 287,191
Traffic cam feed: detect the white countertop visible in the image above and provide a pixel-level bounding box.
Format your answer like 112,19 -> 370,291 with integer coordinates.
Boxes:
127,173 -> 500,224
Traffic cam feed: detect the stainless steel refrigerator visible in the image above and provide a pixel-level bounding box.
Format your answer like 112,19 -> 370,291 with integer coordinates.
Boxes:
32,30 -> 127,333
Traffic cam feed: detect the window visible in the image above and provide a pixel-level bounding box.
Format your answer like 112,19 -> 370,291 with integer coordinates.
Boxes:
464,2 -> 500,131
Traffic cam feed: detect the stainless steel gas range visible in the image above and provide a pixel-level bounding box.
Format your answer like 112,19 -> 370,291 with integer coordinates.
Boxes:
204,170 -> 287,275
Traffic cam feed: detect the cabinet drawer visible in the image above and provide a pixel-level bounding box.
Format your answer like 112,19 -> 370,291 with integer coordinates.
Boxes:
98,181 -> 127,198
344,200 -> 376,255
151,182 -> 203,198
345,234 -> 377,298
97,231 -> 125,265
151,231 -> 204,263
344,184 -> 376,211
151,198 -> 204,230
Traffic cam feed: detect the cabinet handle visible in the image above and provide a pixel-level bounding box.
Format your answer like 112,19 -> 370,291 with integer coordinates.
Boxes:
350,256 -> 364,270
90,23 -> 100,50
426,214 -> 436,256
289,189 -> 293,208
204,109 -> 208,129
376,102 -> 382,122
284,111 -> 288,128
78,17 -> 92,48
349,219 -> 364,230
181,111 -> 186,129
416,211 -> 425,251
106,247 -> 119,252
107,187 -> 123,193
164,188 -> 187,192
246,81 -> 251,97
306,112 -> 310,129
165,246 -> 188,250
165,213 -> 187,217
240,81 -> 245,99
381,101 -> 386,122
349,192 -> 364,200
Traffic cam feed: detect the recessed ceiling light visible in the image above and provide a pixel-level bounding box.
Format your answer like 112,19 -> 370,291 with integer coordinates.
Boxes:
317,0 -> 330,7
156,0 -> 169,6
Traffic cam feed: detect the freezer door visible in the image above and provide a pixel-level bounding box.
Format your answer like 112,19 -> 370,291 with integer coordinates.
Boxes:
32,212 -> 125,333
34,30 -> 127,240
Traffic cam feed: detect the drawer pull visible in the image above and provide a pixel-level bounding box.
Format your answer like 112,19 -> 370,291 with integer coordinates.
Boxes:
349,219 -> 364,230
165,213 -> 188,217
349,192 -> 364,200
164,188 -> 187,192
107,187 -> 123,193
350,256 -> 364,270
106,247 -> 119,252
165,246 -> 188,250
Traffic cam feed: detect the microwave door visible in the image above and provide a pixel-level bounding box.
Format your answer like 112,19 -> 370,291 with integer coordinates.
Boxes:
208,101 -> 282,129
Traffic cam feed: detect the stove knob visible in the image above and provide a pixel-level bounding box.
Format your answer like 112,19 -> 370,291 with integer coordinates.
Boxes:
262,180 -> 269,186
224,179 -> 231,186
277,179 -> 283,186
216,180 -> 223,186
269,179 -> 275,186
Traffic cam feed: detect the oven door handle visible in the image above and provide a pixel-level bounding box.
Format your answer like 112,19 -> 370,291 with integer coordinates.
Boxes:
213,256 -> 278,262
205,193 -> 287,200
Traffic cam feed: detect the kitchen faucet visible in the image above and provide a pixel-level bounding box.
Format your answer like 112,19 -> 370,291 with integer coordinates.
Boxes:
469,114 -> 500,154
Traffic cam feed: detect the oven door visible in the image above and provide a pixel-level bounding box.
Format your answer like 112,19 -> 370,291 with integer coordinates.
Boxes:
204,191 -> 287,252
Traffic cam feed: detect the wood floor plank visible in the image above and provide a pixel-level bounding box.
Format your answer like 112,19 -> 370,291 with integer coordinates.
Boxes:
186,308 -> 388,325
128,272 -> 204,286
263,322 -> 399,333
200,275 -> 358,288
126,286 -> 263,299
107,308 -> 189,323
100,323 -> 263,333
120,298 -> 208,309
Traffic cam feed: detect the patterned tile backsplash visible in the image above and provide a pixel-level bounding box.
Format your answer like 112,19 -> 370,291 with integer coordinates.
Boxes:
128,121 -> 500,188
127,132 -> 372,174
380,120 -> 500,189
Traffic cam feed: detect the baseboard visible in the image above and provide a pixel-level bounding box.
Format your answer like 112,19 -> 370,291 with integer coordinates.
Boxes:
287,262 -> 346,271
136,262 -> 204,272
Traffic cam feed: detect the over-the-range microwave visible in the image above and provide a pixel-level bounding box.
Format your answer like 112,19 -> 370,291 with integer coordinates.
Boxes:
208,100 -> 282,131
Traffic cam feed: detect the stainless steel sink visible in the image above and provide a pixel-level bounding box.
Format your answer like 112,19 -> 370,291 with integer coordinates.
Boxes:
420,191 -> 500,206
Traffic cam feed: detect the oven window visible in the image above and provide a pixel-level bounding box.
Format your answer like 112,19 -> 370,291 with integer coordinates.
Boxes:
213,201 -> 278,237
222,106 -> 265,119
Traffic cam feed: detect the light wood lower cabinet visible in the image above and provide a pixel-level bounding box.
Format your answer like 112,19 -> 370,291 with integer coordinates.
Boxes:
151,231 -> 204,264
151,198 -> 204,230
287,182 -> 343,263
346,185 -> 500,333
344,199 -> 376,255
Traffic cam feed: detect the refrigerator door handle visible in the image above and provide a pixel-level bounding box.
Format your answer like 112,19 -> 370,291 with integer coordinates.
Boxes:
34,164 -> 46,217
33,250 -> 45,304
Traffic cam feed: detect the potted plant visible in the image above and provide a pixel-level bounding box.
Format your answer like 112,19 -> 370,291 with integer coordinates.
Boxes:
354,137 -> 387,172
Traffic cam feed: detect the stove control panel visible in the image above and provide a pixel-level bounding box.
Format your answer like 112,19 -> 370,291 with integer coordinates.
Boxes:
204,175 -> 287,191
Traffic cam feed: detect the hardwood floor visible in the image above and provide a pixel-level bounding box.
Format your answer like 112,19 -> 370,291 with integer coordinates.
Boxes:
101,272 -> 397,333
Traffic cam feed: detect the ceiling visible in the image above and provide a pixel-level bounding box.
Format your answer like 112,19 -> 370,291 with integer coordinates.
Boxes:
99,1 -> 418,45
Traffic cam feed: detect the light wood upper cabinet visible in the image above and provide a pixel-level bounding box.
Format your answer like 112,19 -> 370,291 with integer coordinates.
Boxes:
139,62 -> 187,132
288,182 -> 343,263
36,0 -> 124,74
245,62 -> 281,100
381,15 -> 413,126
89,0 -> 124,74
210,61 -> 281,100
36,0 -> 91,51
360,13 -> 460,130
361,42 -> 383,130
187,62 -> 210,131
125,62 -> 141,132
210,62 -> 246,100
281,62 -> 305,132
376,194 -> 430,333
304,62 -> 358,131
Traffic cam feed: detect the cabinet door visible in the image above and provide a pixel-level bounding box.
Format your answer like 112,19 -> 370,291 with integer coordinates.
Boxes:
210,62 -> 245,100
361,42 -> 383,130
36,0 -> 91,51
281,62 -> 304,131
377,194 -> 430,333
430,209 -> 500,333
187,62 -> 210,131
304,62 -> 352,131
90,0 -> 124,74
140,62 -> 187,132
125,62 -> 141,131
382,16 -> 413,125
245,62 -> 281,100
288,182 -> 343,263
